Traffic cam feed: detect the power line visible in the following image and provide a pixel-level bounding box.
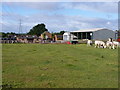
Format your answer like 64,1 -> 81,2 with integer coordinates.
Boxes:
2,4 -> 24,33
2,2 -> 20,20
2,4 -> 20,27
2,2 -> 29,33
2,6 -> 16,20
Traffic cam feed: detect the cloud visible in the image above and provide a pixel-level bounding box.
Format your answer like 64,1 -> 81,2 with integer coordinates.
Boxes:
2,12 -> 117,33
2,0 -> 120,2
62,2 -> 118,14
4,2 -> 118,14
4,2 -> 63,11
2,0 -> 63,2
2,2 -> 118,33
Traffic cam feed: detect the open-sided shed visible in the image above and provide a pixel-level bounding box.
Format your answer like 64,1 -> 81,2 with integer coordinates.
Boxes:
70,28 -> 117,40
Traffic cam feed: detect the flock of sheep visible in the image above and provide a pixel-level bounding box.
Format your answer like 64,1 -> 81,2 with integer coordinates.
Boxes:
87,38 -> 120,49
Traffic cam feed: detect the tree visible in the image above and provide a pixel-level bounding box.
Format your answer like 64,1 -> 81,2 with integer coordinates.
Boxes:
0,32 -> 17,38
27,23 -> 48,36
53,31 -> 66,35
60,31 -> 65,35
1,32 -> 7,37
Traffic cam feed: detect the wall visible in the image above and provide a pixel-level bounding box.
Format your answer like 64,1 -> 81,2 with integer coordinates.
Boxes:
63,32 -> 74,41
63,35 -> 70,41
93,29 -> 116,40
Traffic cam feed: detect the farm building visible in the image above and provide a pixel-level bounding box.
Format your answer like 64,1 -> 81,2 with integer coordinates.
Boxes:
41,31 -> 52,40
63,28 -> 117,41
16,35 -> 41,43
54,35 -> 63,41
63,32 -> 78,41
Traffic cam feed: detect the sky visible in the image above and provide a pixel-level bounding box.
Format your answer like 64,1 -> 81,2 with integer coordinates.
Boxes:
1,1 -> 118,33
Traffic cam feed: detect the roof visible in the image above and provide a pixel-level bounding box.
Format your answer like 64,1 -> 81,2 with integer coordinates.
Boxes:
70,28 -> 112,33
63,32 -> 70,35
63,32 -> 78,38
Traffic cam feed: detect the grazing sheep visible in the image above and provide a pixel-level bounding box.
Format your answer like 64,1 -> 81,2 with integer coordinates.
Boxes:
106,38 -> 119,49
106,41 -> 114,49
87,40 -> 93,46
113,41 -> 119,49
95,40 -> 106,48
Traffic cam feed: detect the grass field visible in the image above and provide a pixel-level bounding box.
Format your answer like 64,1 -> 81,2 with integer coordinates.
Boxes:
2,44 -> 118,88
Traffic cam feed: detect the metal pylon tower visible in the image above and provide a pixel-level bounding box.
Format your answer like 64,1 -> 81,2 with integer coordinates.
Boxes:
19,19 -> 22,34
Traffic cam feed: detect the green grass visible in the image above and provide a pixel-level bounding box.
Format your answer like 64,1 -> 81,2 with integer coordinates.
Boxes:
2,44 -> 118,88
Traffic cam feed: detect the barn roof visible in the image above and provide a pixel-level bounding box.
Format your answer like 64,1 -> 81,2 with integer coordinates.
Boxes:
70,28 -> 113,33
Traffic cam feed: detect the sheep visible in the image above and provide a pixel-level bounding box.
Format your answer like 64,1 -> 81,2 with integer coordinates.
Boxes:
87,40 -> 93,46
95,40 -> 106,48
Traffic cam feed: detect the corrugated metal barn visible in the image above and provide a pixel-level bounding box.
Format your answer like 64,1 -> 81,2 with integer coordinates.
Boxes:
70,28 -> 117,40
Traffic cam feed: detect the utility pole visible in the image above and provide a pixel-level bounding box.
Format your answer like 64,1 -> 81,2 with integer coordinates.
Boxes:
19,19 -> 22,34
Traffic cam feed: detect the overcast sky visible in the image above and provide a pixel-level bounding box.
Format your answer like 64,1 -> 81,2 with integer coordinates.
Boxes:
1,2 -> 118,33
